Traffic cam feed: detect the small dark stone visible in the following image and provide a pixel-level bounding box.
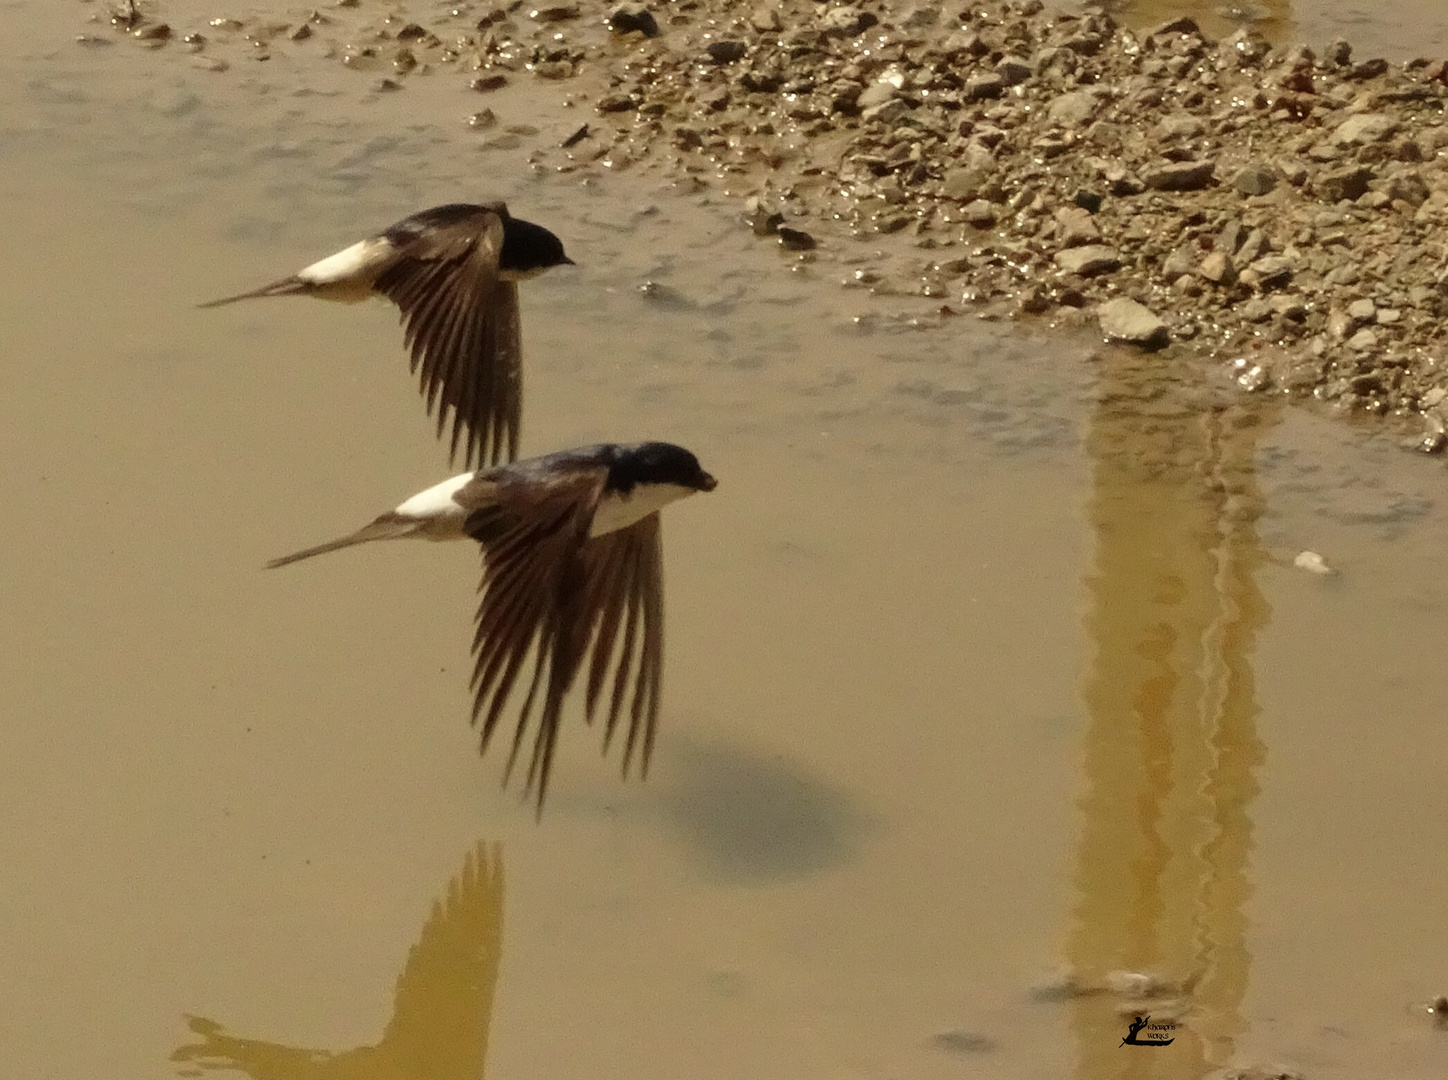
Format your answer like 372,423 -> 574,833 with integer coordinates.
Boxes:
1351,57 -> 1389,80
1315,165 -> 1374,203
1106,166 -> 1145,196
965,73 -> 1007,100
706,39 -> 747,64
471,74 -> 508,92
561,123 -> 589,147
1325,39 -> 1352,66
1142,160 -> 1216,191
395,22 -> 429,39
608,5 -> 659,37
1073,189 -> 1103,213
777,227 -> 817,251
1232,164 -> 1278,196
596,94 -> 637,113
996,56 -> 1033,85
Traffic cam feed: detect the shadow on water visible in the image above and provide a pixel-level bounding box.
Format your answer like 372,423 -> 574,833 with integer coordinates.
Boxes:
656,735 -> 875,887
173,843 -> 505,1080
1067,349 -> 1280,1078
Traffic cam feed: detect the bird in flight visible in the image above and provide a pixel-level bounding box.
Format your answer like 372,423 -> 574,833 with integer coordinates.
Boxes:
268,441 -> 718,813
202,202 -> 573,467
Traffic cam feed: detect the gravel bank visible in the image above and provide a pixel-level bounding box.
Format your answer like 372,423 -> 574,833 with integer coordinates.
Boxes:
81,0 -> 1448,451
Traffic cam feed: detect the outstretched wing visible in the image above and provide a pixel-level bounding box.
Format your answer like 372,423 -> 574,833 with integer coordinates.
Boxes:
373,207 -> 521,467
465,471 -> 604,811
576,513 -> 664,783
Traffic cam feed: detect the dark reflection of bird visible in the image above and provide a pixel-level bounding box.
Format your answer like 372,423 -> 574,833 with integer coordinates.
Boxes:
267,441 -> 718,813
201,203 -> 574,467
172,842 -> 505,1080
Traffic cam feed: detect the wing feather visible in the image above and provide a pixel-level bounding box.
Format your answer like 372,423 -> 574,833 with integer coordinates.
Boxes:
464,477 -> 668,813
374,209 -> 522,468
579,515 -> 664,781
465,473 -> 602,813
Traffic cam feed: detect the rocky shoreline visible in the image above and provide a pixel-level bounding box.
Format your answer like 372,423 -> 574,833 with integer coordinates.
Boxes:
81,0 -> 1448,452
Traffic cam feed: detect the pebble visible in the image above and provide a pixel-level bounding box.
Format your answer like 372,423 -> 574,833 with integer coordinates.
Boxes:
965,73 -> 1007,100
996,56 -> 1033,86
1236,228 -> 1269,265
608,6 -> 659,37
1249,255 -> 1293,290
962,200 -> 996,227
1055,245 -> 1121,276
1047,89 -> 1099,127
1142,160 -> 1216,191
1332,113 -> 1402,145
777,226 -> 817,251
1199,251 -> 1236,284
1232,164 -> 1278,196
1098,298 -> 1170,349
706,39 -> 747,64
1054,206 -> 1101,247
1316,165 -> 1374,202
1347,328 -> 1379,351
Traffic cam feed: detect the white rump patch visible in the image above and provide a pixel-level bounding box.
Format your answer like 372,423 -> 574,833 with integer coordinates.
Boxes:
395,472 -> 475,522
590,482 -> 697,537
297,238 -> 392,287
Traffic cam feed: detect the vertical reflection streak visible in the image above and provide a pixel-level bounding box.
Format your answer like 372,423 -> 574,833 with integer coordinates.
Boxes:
1069,349 -> 1276,1080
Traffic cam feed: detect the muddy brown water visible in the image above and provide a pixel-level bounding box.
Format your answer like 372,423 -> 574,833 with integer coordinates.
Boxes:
1116,0 -> 1448,60
4,2 -> 1448,1079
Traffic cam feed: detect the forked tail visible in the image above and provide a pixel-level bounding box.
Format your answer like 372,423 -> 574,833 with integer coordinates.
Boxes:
266,514 -> 420,569
199,276 -> 310,309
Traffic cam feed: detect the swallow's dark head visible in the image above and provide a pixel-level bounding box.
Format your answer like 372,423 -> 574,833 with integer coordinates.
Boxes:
611,442 -> 717,495
500,216 -> 574,275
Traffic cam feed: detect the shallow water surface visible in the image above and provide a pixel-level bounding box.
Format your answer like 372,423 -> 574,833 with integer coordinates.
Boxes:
4,3 -> 1448,1080
1114,0 -> 1448,57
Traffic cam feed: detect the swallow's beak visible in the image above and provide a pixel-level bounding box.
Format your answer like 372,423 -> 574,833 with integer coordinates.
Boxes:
697,472 -> 718,492
561,255 -> 577,266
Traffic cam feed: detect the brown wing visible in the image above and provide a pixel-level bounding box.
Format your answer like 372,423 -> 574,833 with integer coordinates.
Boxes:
466,471 -> 604,813
576,513 -> 665,784
373,209 -> 522,468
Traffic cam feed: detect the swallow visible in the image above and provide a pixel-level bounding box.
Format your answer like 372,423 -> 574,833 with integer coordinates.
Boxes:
268,441 -> 718,813
202,202 -> 574,466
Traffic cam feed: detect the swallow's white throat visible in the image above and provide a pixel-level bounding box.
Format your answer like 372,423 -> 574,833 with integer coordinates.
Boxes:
590,482 -> 697,538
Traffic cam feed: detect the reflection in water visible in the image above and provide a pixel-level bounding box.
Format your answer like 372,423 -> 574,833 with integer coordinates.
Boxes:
174,843 -> 504,1080
1069,351 -> 1278,1078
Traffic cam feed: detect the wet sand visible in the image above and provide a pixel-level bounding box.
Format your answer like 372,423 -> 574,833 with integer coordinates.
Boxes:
4,2 -> 1448,1079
